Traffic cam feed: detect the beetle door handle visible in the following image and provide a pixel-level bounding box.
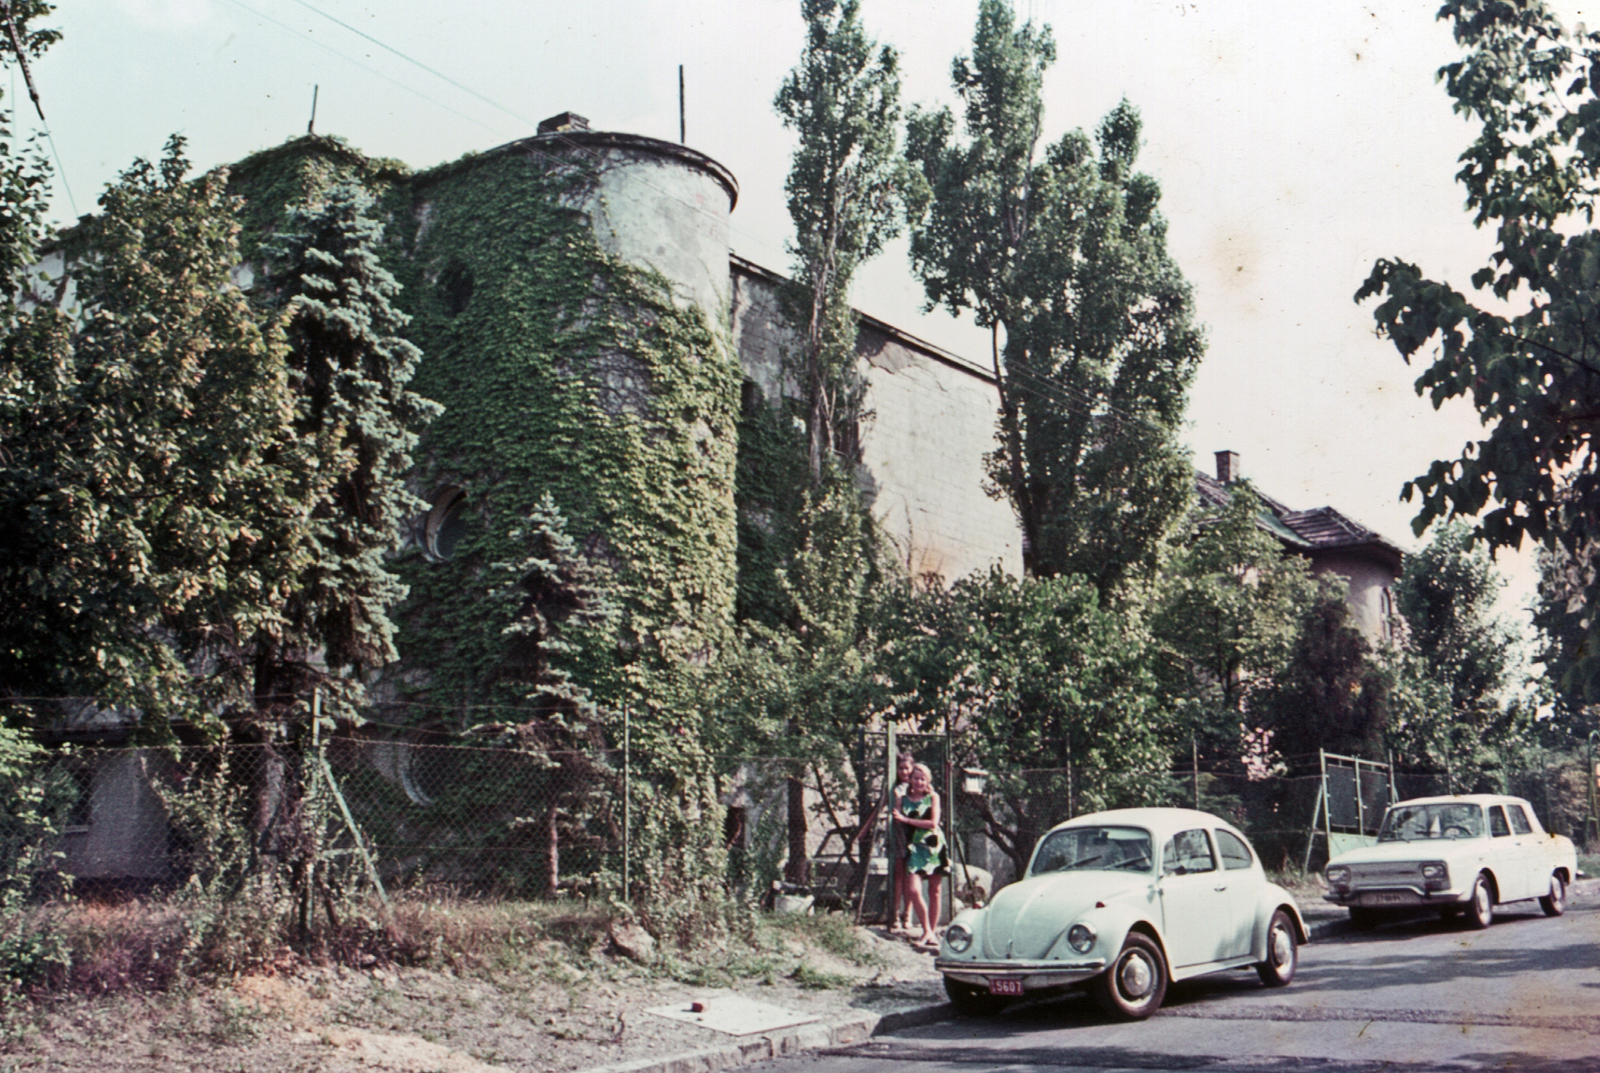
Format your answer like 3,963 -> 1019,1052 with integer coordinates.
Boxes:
1213,885 -> 1227,892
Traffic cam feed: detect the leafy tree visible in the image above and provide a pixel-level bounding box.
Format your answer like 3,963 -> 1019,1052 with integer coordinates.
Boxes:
1354,0 -> 1600,703
882,567 -> 1173,878
1389,522 -> 1531,784
253,182 -> 439,720
714,481 -> 885,884
1534,536 -> 1598,738
1151,486 -> 1321,753
905,0 -> 1202,595
766,0 -> 913,879
0,138 -> 312,724
1259,593 -> 1390,764
774,0 -> 913,487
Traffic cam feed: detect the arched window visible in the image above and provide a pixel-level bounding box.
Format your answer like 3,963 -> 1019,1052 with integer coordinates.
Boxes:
423,486 -> 469,561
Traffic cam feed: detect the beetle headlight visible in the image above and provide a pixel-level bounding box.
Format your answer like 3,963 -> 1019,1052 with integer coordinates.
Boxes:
1325,865 -> 1351,890
944,923 -> 972,953
1067,923 -> 1096,954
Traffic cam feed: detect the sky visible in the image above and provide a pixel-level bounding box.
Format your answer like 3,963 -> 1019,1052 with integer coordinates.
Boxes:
28,0 -> 1592,623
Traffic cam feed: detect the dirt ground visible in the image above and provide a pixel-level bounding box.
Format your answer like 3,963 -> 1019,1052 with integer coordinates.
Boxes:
0,924 -> 944,1073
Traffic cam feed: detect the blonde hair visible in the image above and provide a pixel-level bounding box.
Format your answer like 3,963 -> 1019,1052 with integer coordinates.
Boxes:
911,762 -> 934,784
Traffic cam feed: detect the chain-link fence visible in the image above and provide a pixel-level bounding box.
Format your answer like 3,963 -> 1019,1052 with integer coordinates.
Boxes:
6,731 -> 1596,912
9,737 -> 627,900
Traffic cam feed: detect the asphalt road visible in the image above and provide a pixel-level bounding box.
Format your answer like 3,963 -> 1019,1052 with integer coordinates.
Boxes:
758,893 -> 1600,1072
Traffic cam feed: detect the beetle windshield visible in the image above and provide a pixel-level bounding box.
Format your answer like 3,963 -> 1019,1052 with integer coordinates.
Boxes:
1377,803 -> 1484,842
1031,826 -> 1154,875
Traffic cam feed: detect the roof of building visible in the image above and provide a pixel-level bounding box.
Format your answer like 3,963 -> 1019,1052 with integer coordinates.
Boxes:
1197,467 -> 1405,571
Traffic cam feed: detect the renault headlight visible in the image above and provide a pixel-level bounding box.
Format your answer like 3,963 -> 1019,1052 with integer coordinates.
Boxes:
1067,923 -> 1096,954
944,922 -> 973,953
1325,865 -> 1351,890
1420,861 -> 1448,890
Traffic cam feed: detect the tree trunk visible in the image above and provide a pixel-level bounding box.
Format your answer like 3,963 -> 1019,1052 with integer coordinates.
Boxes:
785,774 -> 810,886
545,806 -> 560,898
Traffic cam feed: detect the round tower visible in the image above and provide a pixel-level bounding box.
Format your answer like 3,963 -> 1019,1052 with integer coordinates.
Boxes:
393,114 -> 744,705
514,111 -> 738,320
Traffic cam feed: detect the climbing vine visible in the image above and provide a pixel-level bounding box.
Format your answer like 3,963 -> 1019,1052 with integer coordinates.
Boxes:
371,151 -> 741,758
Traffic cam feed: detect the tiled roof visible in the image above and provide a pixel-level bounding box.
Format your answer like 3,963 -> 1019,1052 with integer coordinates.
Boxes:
1196,472 -> 1403,566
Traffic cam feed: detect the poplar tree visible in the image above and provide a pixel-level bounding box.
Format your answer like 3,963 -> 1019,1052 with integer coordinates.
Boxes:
906,0 -> 1202,596
774,0 -> 912,487
771,0 -> 913,882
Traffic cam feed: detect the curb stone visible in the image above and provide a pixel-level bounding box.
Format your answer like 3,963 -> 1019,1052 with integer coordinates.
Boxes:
576,1003 -> 954,1073
579,881 -> 1594,1073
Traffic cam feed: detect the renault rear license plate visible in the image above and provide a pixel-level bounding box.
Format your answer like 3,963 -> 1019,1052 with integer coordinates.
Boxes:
988,978 -> 1025,996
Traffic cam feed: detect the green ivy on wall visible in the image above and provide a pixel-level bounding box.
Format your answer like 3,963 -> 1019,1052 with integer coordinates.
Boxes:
379,150 -> 741,753
223,137 -> 742,772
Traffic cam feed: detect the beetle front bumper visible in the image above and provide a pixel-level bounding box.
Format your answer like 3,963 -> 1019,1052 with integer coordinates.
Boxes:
936,956 -> 1108,991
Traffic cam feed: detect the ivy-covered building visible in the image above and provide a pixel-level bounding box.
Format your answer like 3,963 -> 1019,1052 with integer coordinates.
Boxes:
218,113 -> 1022,716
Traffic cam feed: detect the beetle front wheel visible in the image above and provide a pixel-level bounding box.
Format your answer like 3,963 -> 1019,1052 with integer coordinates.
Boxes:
1094,933 -> 1167,1020
1255,909 -> 1298,987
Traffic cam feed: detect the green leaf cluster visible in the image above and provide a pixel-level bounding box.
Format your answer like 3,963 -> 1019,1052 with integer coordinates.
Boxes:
1355,0 -> 1600,706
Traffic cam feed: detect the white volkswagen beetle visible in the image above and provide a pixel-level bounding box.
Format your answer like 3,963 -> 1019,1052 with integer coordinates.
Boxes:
935,808 -> 1308,1020
1323,794 -> 1578,928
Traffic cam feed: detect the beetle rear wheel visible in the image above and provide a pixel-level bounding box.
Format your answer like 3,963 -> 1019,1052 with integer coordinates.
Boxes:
1094,933 -> 1167,1020
1255,909 -> 1298,987
1540,873 -> 1567,918
943,976 -> 1007,1016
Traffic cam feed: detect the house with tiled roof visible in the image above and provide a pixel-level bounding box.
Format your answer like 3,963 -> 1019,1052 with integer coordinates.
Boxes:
1199,450 -> 1404,641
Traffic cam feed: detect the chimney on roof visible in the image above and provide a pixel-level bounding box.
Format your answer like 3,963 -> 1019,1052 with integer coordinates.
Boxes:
537,112 -> 591,135
1215,450 -> 1239,484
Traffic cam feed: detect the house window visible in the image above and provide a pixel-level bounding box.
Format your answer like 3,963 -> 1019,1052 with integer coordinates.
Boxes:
423,487 -> 469,561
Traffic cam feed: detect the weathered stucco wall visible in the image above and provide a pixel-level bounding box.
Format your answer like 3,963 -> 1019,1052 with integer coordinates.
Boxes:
1309,550 -> 1397,642
59,751 -> 169,880
730,261 -> 1022,583
565,133 -> 738,319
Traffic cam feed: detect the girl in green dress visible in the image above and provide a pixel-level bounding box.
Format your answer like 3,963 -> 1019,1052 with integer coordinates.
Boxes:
893,762 -> 949,946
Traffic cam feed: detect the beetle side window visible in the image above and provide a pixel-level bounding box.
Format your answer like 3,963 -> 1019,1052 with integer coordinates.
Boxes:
1507,804 -> 1532,835
1161,829 -> 1216,874
1215,829 -> 1253,870
1488,806 -> 1510,837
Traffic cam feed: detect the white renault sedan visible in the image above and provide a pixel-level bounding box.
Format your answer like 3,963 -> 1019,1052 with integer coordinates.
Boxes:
1323,794 -> 1577,928
935,808 -> 1308,1020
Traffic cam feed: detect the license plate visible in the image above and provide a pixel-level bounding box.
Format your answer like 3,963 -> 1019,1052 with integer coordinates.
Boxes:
988,978 -> 1025,996
1366,892 -> 1410,905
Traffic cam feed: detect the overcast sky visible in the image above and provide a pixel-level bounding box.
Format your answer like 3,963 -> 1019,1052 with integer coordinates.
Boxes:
32,0 -> 1593,621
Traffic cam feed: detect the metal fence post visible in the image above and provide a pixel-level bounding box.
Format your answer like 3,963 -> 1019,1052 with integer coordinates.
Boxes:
313,689 -> 389,912
622,705 -> 630,900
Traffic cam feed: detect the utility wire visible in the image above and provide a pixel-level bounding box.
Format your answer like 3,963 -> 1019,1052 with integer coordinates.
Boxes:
40,119 -> 74,217
223,0 -> 506,138
288,0 -> 539,131
278,0 -> 786,263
